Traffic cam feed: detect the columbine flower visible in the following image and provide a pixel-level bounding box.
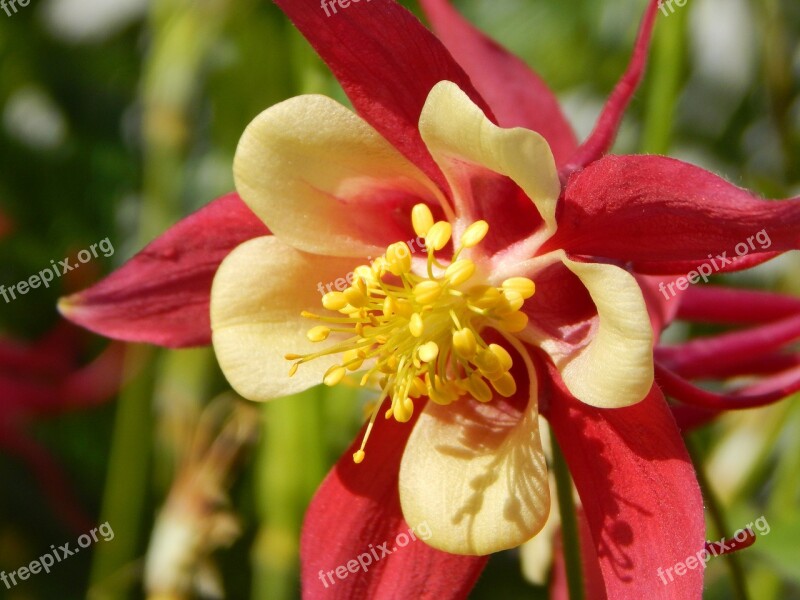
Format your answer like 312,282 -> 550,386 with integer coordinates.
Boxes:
58,0 -> 800,597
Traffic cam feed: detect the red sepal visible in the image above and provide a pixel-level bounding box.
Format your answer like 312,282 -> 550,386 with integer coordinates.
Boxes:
543,378 -> 705,599
300,409 -> 487,599
550,155 -> 800,274
59,193 -> 267,348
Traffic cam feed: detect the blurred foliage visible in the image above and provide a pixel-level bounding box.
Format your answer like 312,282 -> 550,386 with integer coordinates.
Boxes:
0,0 -> 798,598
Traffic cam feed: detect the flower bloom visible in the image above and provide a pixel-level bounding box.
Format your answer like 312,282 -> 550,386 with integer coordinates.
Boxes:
211,74 -> 660,561
59,0 -> 800,597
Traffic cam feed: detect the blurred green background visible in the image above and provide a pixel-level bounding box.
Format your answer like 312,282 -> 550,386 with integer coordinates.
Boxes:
0,0 -> 798,598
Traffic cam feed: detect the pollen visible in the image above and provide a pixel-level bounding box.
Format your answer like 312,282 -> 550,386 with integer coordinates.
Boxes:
286,204 -> 536,463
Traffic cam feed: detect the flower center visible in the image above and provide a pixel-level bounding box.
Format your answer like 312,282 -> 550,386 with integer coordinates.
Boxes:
286,204 -> 535,463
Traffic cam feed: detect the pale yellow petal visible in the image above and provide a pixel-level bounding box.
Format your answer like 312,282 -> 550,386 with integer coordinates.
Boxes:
555,258 -> 654,408
419,81 -> 561,232
234,95 -> 444,257
211,236 -> 359,401
399,357 -> 550,555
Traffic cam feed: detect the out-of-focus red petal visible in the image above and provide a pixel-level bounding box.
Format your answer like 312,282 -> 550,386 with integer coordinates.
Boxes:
677,286 -> 800,324
59,193 -> 267,348
549,155 -> 800,274
418,0 -> 577,168
543,377 -> 704,599
272,0 -> 492,196
0,209 -> 12,238
300,410 -> 486,599
549,509 -> 608,600
562,0 -> 660,174
2,343 -> 126,420
57,343 -> 129,409
0,428 -> 94,534
671,352 -> 800,380
0,322 -> 83,378
656,313 -> 800,379
655,362 -> 800,410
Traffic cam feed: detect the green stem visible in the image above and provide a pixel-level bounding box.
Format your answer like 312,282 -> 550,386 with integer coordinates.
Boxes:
551,428 -> 585,600
87,346 -> 155,598
88,2 -> 232,597
757,0 -> 794,184
640,0 -> 687,155
685,436 -> 750,600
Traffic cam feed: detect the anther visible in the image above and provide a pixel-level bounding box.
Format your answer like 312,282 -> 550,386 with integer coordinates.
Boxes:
307,326 -> 331,342
502,277 -> 536,299
412,203 -> 434,237
426,221 -> 452,251
461,220 -> 489,248
445,259 -> 476,286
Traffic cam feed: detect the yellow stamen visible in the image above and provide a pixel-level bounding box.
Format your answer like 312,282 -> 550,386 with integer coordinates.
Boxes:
322,292 -> 349,311
409,312 -> 424,337
445,259 -> 476,286
502,277 -> 536,299
344,285 -> 368,308
426,221 -> 452,251
499,311 -> 529,333
412,203 -> 434,237
413,281 -> 443,305
452,328 -> 477,359
467,373 -> 493,402
489,343 -> 513,371
386,242 -> 413,275
287,203 -> 537,463
461,220 -> 489,248
418,341 -> 439,363
491,372 -> 517,397
323,365 -> 346,386
306,326 -> 331,342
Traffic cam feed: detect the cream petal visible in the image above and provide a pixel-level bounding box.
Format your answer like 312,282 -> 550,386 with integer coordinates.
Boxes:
399,352 -> 550,555
554,257 -> 654,408
234,95 -> 445,257
211,236 -> 360,401
419,81 -> 561,233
